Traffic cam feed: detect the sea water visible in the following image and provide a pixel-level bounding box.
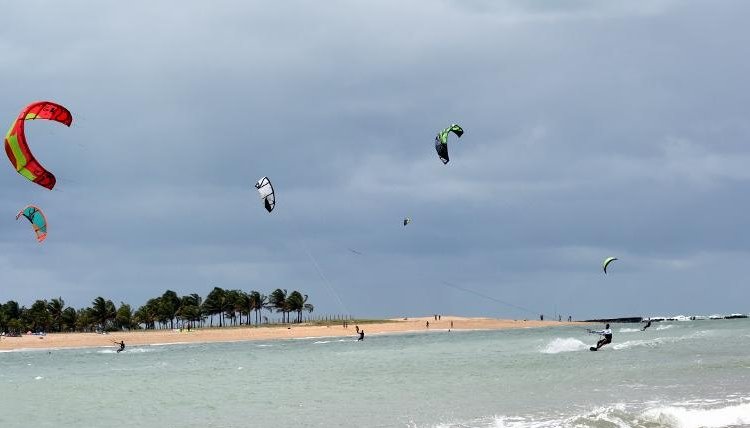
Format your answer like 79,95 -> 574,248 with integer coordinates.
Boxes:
1,320 -> 748,427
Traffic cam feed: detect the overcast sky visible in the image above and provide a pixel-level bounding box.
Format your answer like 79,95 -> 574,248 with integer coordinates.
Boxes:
1,1 -> 749,319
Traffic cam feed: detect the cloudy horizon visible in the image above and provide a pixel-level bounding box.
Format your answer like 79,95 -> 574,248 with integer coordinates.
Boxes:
1,1 -> 749,320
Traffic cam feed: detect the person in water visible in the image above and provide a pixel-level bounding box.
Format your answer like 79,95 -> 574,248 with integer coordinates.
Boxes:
589,324 -> 612,350
358,330 -> 364,341
642,320 -> 652,331
116,341 -> 125,353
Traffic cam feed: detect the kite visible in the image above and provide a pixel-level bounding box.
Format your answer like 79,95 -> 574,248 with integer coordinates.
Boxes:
434,124 -> 464,164
4,101 -> 73,190
403,217 -> 411,226
602,257 -> 618,274
255,176 -> 275,212
16,205 -> 48,243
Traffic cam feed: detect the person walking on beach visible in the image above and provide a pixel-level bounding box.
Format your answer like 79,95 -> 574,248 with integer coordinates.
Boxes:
642,320 -> 652,331
115,341 -> 125,353
358,330 -> 364,341
426,321 -> 430,328
355,325 -> 359,334
450,321 -> 454,329
588,324 -> 612,350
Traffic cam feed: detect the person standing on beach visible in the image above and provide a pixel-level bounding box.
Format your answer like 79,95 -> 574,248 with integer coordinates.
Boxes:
355,325 -> 359,334
426,321 -> 430,328
358,330 -> 364,341
450,321 -> 454,329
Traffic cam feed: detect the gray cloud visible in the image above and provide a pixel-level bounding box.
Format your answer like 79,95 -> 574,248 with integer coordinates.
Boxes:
1,1 -> 749,319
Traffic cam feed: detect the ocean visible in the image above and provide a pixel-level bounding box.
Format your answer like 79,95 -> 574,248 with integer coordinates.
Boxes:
1,319 -> 748,427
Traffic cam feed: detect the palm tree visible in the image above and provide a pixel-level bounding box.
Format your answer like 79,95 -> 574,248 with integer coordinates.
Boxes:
203,287 -> 226,327
47,297 -> 65,332
91,297 -> 109,331
287,291 -> 315,323
115,303 -> 134,330
269,289 -> 288,323
229,290 -> 250,325
178,293 -> 202,329
134,299 -> 159,329
248,291 -> 266,326
302,297 -> 314,323
160,290 -> 181,330
61,307 -> 78,332
75,308 -> 95,332
26,300 -> 51,332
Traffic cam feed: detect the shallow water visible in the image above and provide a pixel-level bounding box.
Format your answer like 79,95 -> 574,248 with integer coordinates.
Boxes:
1,320 -> 748,427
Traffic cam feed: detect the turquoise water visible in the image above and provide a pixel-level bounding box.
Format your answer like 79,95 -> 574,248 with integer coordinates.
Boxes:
1,320 -> 749,427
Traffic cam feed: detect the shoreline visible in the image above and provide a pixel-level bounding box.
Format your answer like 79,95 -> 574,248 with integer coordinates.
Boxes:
0,316 -> 582,352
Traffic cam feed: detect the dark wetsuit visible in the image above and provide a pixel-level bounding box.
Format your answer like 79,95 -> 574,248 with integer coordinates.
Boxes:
591,328 -> 613,349
358,331 -> 364,341
116,341 -> 125,353
642,321 -> 651,331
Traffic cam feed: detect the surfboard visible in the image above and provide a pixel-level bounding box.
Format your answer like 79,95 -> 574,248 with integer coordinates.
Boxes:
589,347 -> 598,351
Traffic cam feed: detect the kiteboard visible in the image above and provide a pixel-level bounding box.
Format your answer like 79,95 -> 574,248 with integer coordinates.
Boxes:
589,347 -> 598,351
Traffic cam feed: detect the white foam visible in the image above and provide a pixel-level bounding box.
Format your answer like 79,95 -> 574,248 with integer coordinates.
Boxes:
96,347 -> 152,354
612,338 -> 664,350
619,328 -> 640,333
540,338 -> 588,354
641,402 -> 750,428
656,324 -> 675,331
480,401 -> 750,428
34,376 -> 43,380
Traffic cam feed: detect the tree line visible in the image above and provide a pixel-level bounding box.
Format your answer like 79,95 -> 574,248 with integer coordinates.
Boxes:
0,287 -> 313,335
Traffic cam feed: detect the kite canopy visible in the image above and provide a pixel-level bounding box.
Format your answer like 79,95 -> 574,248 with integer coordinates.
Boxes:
4,101 -> 73,190
16,205 -> 48,243
602,257 -> 618,274
403,217 -> 411,226
255,176 -> 275,212
434,124 -> 464,164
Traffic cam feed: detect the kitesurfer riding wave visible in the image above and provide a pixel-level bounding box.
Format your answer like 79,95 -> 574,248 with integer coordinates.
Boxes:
588,324 -> 612,351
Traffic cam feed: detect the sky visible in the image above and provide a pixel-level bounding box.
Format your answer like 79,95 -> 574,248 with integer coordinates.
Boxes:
1,0 -> 749,320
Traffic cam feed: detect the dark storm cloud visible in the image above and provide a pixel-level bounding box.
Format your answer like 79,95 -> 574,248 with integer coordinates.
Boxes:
1,1 -> 749,319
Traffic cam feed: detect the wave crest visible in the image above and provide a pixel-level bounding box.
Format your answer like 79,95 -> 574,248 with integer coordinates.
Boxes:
540,338 -> 588,354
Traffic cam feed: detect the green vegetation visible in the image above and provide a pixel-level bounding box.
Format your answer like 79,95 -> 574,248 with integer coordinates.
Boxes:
0,287 -> 315,335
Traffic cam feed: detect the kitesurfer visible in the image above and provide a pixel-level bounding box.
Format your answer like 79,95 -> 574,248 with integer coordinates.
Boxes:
589,324 -> 612,350
642,320 -> 652,331
358,330 -> 364,341
116,341 -> 125,353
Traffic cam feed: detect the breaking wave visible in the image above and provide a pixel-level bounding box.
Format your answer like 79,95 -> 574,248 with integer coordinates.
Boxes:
431,399 -> 750,427
540,338 -> 588,354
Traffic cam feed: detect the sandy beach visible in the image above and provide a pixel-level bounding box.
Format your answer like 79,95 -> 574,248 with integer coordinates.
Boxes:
0,316 -> 580,351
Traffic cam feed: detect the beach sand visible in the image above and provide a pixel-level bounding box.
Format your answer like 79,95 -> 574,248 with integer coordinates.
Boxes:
0,316 -> 580,351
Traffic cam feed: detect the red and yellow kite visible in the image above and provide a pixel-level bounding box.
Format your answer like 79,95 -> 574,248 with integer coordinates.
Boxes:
4,101 -> 73,190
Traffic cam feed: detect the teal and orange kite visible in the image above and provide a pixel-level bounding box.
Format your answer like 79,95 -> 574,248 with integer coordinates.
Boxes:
16,205 -> 48,243
4,101 -> 73,190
